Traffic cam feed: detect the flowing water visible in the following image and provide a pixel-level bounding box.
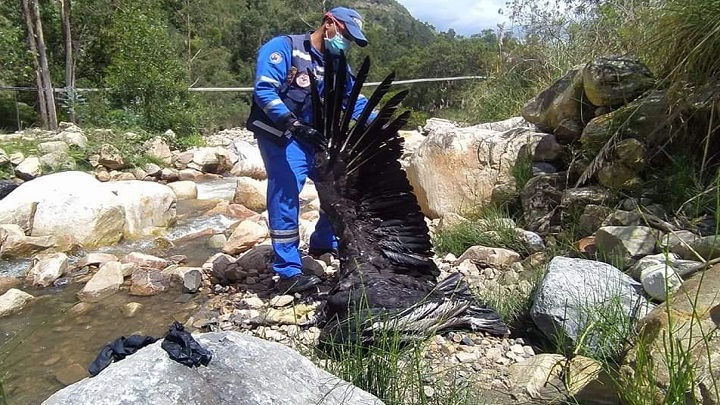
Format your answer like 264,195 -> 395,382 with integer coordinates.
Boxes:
0,178 -> 239,404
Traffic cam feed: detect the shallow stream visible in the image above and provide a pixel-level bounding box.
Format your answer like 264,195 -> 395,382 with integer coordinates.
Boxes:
0,178 -> 238,404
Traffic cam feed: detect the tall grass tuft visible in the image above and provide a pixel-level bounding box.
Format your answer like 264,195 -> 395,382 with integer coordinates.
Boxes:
432,205 -> 527,257
311,279 -> 486,405
645,0 -> 720,88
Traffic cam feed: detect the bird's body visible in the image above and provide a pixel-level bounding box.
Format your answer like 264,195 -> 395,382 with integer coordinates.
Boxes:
302,52 -> 509,354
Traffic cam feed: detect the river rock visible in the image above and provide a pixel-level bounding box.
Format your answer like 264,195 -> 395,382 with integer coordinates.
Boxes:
192,146 -> 237,173
235,244 -> 274,272
621,264 -> 720,404
37,141 -> 69,155
129,268 -> 171,296
40,151 -> 76,172
102,180 -> 176,238
456,246 -> 521,268
75,253 -> 120,269
9,151 -> 24,165
640,263 -> 683,302
121,252 -> 171,270
580,90 -> 669,155
144,136 -> 172,165
0,225 -> 55,259
167,181 -> 198,200
233,177 -> 267,212
178,267 -> 202,293
0,148 -> 9,165
78,261 -> 124,302
406,122 -> 544,218
57,126 -> 88,149
26,252 -> 69,287
97,144 -> 125,169
530,256 -> 652,347
42,331 -> 383,405
595,226 -> 658,266
0,171 -> 125,247
223,218 -> 269,255
0,288 -> 34,317
15,156 -> 42,180
230,140 -> 266,180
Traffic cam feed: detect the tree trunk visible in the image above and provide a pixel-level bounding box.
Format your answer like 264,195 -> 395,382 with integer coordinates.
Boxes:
59,0 -> 75,123
31,0 -> 58,130
20,0 -> 58,130
20,0 -> 48,128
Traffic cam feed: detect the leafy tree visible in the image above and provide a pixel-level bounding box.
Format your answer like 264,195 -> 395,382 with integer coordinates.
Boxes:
101,0 -> 199,135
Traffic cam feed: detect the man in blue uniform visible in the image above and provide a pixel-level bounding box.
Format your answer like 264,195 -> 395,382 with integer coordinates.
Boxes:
246,7 -> 373,294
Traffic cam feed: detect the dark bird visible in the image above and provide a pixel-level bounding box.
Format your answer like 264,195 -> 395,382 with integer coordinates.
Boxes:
299,52 -> 509,355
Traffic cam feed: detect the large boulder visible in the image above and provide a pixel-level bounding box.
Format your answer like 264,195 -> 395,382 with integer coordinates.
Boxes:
42,331 -> 384,405
580,90 -> 669,155
621,264 -> 720,404
407,122 -> 544,218
582,56 -> 655,107
102,180 -> 176,238
0,171 -> 125,247
531,257 -> 652,348
521,66 -> 595,143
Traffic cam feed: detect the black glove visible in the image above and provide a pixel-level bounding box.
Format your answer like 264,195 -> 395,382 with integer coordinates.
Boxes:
287,120 -> 326,151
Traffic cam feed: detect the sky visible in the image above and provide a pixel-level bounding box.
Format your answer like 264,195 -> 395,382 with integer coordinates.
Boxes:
395,0 -> 510,36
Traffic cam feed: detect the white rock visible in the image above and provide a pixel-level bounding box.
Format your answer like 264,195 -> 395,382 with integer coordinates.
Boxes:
0,171 -> 125,247
78,261 -> 124,302
407,122 -> 544,218
232,177 -> 267,212
641,263 -> 683,302
230,140 -> 266,180
26,252 -> 69,287
37,141 -> 69,154
0,288 -> 34,317
456,245 -> 521,268
222,219 -> 269,255
102,180 -> 177,238
167,181 -> 198,200
15,156 -> 42,180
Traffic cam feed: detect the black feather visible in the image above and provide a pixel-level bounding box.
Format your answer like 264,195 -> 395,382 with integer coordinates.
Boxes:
308,51 -> 509,356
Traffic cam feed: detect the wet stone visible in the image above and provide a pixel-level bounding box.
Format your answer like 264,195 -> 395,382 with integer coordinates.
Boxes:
54,363 -> 88,386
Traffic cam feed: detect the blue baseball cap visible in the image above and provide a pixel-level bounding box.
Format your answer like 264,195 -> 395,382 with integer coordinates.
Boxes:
326,7 -> 368,47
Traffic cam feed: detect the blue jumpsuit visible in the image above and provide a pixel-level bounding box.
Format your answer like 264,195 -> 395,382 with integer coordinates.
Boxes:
246,32 -> 372,279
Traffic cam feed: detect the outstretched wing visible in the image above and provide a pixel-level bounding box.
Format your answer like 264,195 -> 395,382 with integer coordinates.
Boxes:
309,52 -> 440,283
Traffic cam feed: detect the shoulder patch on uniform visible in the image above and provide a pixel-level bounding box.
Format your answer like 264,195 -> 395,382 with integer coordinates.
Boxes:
269,52 -> 283,64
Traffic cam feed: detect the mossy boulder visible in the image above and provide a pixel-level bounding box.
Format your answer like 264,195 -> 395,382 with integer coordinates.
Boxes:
580,90 -> 670,155
582,56 -> 655,107
522,66 -> 595,144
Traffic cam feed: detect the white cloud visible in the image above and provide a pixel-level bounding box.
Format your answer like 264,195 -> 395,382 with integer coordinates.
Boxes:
396,0 -> 509,36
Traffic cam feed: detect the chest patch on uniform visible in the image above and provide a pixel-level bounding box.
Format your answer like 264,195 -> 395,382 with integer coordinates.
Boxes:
269,52 -> 283,64
295,73 -> 311,88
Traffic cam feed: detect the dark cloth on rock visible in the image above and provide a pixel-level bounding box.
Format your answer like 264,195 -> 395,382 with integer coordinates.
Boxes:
88,335 -> 158,376
87,322 -> 212,377
161,321 -> 212,368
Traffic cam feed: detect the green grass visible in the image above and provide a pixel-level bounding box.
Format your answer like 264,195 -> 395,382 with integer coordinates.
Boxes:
305,292 -> 490,404
432,205 -> 527,257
